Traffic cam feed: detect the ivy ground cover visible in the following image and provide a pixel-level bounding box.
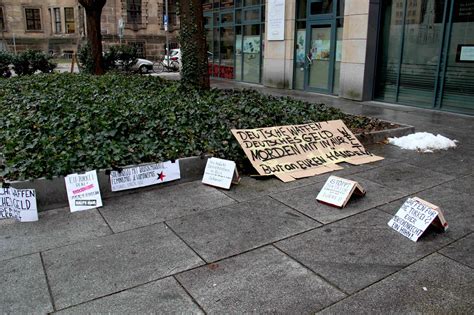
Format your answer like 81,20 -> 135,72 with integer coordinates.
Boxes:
0,73 -> 385,180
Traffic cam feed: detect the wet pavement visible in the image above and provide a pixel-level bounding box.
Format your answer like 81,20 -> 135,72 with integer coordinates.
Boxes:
1,80 -> 473,314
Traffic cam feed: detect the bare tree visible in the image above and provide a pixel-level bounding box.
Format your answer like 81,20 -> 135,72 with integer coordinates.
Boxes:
78,0 -> 107,75
178,0 -> 209,89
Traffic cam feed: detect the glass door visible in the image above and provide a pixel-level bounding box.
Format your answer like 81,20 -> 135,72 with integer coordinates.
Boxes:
305,20 -> 335,93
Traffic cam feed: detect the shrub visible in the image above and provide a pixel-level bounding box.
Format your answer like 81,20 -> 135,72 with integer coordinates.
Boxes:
77,42 -> 94,74
79,43 -> 138,73
0,51 -> 12,78
11,50 -> 56,76
0,73 -> 382,180
104,45 -> 138,72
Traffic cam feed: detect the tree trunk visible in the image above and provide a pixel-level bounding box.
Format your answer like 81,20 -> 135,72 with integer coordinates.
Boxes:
79,0 -> 106,75
178,0 -> 209,89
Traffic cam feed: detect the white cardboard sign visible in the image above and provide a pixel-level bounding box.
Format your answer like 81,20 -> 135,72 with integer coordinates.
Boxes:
202,158 -> 237,189
65,170 -> 103,212
268,0 -> 285,40
0,187 -> 38,222
316,176 -> 365,208
110,161 -> 180,192
388,197 -> 441,242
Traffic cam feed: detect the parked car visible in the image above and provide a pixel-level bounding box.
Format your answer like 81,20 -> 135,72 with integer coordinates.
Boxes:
132,58 -> 154,73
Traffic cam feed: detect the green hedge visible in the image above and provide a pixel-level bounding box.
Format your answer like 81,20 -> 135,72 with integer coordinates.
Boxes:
0,73 -> 378,180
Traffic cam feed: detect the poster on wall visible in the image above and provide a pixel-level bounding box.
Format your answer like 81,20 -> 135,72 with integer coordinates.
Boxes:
311,40 -> 330,60
268,0 -> 285,40
296,30 -> 306,66
243,36 -> 261,54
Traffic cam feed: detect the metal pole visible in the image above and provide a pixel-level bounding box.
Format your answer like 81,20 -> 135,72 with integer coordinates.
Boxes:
165,0 -> 169,64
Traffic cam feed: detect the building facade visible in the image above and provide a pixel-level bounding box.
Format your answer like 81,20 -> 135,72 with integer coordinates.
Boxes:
0,0 -> 179,59
205,0 -> 474,115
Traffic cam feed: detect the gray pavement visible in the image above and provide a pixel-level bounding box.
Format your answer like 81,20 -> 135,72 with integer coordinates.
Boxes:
1,80 -> 473,314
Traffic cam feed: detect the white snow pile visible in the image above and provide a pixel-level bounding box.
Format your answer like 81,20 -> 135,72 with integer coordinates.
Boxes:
388,132 -> 458,153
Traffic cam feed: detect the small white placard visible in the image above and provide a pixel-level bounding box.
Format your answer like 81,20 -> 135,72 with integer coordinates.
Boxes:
388,197 -> 439,242
65,170 -> 103,212
0,187 -> 38,222
202,158 -> 236,189
268,0 -> 285,40
316,176 -> 365,208
460,46 -> 474,61
110,161 -> 181,192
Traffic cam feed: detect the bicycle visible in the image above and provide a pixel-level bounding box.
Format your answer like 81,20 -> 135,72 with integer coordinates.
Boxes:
153,56 -> 180,73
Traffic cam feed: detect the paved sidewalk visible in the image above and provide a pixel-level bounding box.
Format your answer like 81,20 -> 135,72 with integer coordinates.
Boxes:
1,81 -> 473,314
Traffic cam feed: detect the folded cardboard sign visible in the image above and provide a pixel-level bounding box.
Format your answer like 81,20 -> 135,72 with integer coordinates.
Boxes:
232,120 -> 383,182
316,176 -> 365,208
388,197 -> 448,242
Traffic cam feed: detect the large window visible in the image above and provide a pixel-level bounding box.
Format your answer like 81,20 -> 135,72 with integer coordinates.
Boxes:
375,0 -> 474,114
127,0 -> 142,25
25,8 -> 42,31
65,7 -> 75,34
204,0 -> 264,82
53,8 -> 61,33
0,7 -> 5,31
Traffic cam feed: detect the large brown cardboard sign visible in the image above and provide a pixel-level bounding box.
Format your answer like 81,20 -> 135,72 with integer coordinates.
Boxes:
232,120 -> 383,182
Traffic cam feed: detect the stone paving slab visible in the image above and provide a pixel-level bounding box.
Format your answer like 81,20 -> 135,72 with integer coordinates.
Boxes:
356,162 -> 455,194
275,209 -> 451,294
318,253 -> 474,314
0,253 -> 53,314
176,246 -> 346,314
377,185 -> 473,240
0,208 -> 111,262
43,223 -> 204,310
271,175 -> 406,224
439,233 -> 473,268
99,181 -> 235,233
166,196 -> 320,262
438,174 -> 473,195
56,277 -> 203,314
403,149 -> 473,176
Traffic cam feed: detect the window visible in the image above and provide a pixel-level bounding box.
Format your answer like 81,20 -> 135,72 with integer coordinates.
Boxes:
65,7 -> 75,33
25,8 -> 42,31
53,8 -> 61,33
127,0 -> 142,24
0,7 -> 5,31
130,42 -> 145,58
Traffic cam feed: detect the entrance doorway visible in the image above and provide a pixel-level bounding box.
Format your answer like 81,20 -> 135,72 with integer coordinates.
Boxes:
294,0 -> 344,94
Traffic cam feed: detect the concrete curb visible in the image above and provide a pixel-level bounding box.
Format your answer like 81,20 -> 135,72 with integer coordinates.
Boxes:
8,156 -> 210,211
6,123 -> 414,211
357,121 -> 415,145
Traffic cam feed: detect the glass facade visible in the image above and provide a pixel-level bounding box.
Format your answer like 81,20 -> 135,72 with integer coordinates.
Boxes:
203,0 -> 265,83
294,0 -> 344,94
375,0 -> 474,114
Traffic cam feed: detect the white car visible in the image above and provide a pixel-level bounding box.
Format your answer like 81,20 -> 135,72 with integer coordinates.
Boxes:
132,58 -> 154,73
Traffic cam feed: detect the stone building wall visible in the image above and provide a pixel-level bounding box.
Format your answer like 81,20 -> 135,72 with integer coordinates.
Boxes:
0,0 -> 178,58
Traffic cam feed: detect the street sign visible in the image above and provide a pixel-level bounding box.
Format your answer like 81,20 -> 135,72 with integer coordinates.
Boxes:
164,15 -> 168,31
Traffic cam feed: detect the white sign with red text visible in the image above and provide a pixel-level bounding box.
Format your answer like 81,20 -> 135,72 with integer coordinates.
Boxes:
65,170 -> 103,212
110,161 -> 181,192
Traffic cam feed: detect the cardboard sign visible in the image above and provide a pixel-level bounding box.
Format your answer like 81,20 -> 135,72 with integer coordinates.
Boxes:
65,170 -> 103,212
202,157 -> 240,189
0,187 -> 38,222
316,176 -> 365,208
388,197 -> 448,242
232,120 -> 383,182
110,161 -> 181,192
